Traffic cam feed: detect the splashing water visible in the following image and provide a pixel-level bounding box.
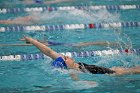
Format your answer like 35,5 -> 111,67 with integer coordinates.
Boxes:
114,29 -> 132,50
27,8 -> 120,24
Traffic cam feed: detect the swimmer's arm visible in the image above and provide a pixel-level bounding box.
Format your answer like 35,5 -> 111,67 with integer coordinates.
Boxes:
45,0 -> 72,4
24,36 -> 61,59
0,16 -> 32,25
70,73 -> 79,81
127,66 -> 140,74
12,16 -> 33,25
0,44 -> 33,46
20,38 -> 49,45
0,20 -> 13,24
72,42 -> 119,47
14,16 -> 32,21
111,66 -> 140,75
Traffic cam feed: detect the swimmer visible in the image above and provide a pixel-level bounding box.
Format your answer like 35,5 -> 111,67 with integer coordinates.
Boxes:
0,15 -> 62,25
19,0 -> 73,4
0,16 -> 34,25
23,36 -> 140,76
0,38 -> 119,47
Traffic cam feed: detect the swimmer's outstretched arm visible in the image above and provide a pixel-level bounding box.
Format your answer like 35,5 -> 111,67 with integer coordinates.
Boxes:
127,66 -> 140,74
45,0 -> 72,4
24,36 -> 62,59
0,16 -> 33,25
0,20 -> 12,24
0,44 -> 33,46
111,66 -> 140,75
71,41 -> 119,47
21,0 -> 73,4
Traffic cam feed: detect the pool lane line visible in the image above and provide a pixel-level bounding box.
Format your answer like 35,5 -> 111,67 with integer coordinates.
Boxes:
0,21 -> 139,32
0,4 -> 139,14
0,48 -> 139,61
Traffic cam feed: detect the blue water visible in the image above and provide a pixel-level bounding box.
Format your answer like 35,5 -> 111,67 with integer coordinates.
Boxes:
0,0 -> 140,93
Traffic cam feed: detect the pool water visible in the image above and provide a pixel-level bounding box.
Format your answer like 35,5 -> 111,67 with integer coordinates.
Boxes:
0,0 -> 140,93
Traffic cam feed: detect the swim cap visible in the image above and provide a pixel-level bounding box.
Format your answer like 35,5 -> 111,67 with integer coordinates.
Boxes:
52,57 -> 67,69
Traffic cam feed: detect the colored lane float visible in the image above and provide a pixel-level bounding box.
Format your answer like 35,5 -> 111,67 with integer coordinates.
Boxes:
0,4 -> 139,14
0,48 -> 140,61
0,21 -> 139,32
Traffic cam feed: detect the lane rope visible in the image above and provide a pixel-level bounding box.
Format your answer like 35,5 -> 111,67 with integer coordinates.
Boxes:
0,48 -> 139,61
0,21 -> 139,32
0,4 -> 139,14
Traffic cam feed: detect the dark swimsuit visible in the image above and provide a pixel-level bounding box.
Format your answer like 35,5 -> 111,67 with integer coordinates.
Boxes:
78,62 -> 115,74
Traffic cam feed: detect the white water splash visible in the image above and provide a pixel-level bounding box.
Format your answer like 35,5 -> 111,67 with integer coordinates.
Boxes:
27,8 -> 120,24
72,80 -> 98,89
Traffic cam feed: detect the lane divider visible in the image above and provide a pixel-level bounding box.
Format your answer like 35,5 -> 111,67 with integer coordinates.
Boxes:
0,48 -> 139,61
0,21 -> 139,32
0,4 -> 139,14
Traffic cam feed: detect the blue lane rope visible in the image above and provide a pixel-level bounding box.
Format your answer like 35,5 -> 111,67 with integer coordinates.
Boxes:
0,48 -> 139,61
0,21 -> 139,32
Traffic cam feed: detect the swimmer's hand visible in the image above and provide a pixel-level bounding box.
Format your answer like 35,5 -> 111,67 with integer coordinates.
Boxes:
19,36 -> 31,44
19,38 -> 26,41
21,36 -> 32,43
22,36 -> 48,45
19,35 -> 28,41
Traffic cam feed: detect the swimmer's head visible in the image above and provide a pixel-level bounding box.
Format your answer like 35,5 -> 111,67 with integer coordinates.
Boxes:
64,56 -> 76,69
52,56 -> 77,69
52,57 -> 67,69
